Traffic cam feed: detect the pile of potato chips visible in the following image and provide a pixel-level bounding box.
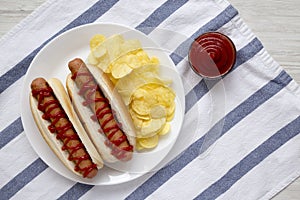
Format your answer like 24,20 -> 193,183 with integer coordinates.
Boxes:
88,34 -> 176,150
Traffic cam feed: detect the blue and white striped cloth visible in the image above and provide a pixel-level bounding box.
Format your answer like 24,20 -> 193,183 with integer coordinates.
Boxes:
1,0 -> 300,199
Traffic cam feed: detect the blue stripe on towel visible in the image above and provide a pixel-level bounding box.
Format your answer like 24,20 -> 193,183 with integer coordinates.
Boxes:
195,114 -> 300,200
58,183 -> 94,200
136,0 -> 189,35
0,158 -> 47,200
0,0 -> 119,94
125,71 -> 292,200
0,117 -> 23,149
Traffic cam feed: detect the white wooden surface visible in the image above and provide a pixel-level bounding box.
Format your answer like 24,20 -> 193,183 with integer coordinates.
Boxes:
0,0 -> 299,199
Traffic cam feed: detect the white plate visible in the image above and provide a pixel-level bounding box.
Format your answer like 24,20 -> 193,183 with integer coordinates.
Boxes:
21,23 -> 185,185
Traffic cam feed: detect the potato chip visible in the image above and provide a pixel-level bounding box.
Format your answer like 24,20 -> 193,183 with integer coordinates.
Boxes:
124,54 -> 141,69
131,99 -> 150,116
150,105 -> 166,119
149,57 -> 160,64
96,55 -> 111,73
135,50 -> 149,61
87,34 -> 177,151
155,86 -> 176,105
111,63 -> 133,79
131,88 -> 148,100
129,83 -> 175,139
136,141 -> 145,151
90,34 -> 106,50
140,118 -> 166,138
167,109 -> 175,122
118,63 -> 160,85
116,72 -> 164,105
120,39 -> 142,53
87,53 -> 99,65
106,73 -> 118,85
144,97 -> 157,107
166,102 -> 176,121
93,46 -> 107,58
136,83 -> 175,107
138,134 -> 159,149
167,112 -> 175,122
118,89 -> 133,105
129,109 -> 144,129
158,123 -> 171,136
105,34 -> 124,61
136,114 -> 151,121
89,34 -> 125,72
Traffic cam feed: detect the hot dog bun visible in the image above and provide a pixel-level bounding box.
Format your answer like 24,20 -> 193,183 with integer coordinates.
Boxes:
66,58 -> 136,163
30,78 -> 103,178
86,63 -> 136,146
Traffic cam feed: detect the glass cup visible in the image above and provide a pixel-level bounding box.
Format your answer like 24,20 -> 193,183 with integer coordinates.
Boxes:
188,32 -> 236,79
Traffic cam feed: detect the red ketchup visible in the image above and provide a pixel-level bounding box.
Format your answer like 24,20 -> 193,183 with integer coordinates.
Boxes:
188,32 -> 236,78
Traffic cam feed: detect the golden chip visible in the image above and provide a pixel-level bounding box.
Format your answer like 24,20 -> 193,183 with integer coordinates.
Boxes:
131,88 -> 148,100
118,89 -> 133,105
136,141 -> 145,151
150,105 -> 166,119
125,54 -> 141,69
129,112 -> 144,130
93,46 -> 107,58
158,123 -> 171,136
140,118 -> 166,138
120,39 -> 142,54
87,53 -> 99,65
138,134 -> 159,149
111,63 -> 133,79
115,65 -> 162,95
136,114 -> 151,121
131,100 -> 150,116
87,34 -> 177,151
105,34 -> 124,61
166,101 -> 176,121
167,109 -> 175,122
90,34 -> 106,50
96,55 -> 111,73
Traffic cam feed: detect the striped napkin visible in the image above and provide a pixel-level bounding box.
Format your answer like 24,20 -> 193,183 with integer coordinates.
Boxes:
1,0 -> 300,199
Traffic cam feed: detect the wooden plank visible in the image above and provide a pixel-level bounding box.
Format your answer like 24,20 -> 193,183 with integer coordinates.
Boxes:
0,0 -> 45,36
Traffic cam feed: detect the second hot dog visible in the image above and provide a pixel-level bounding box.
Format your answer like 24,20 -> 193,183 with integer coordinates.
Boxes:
66,58 -> 136,162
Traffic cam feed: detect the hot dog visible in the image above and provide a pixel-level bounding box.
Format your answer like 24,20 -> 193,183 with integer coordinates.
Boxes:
66,58 -> 136,162
30,77 -> 103,178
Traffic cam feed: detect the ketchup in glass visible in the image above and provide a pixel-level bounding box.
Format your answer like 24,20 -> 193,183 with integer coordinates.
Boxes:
188,32 -> 236,78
